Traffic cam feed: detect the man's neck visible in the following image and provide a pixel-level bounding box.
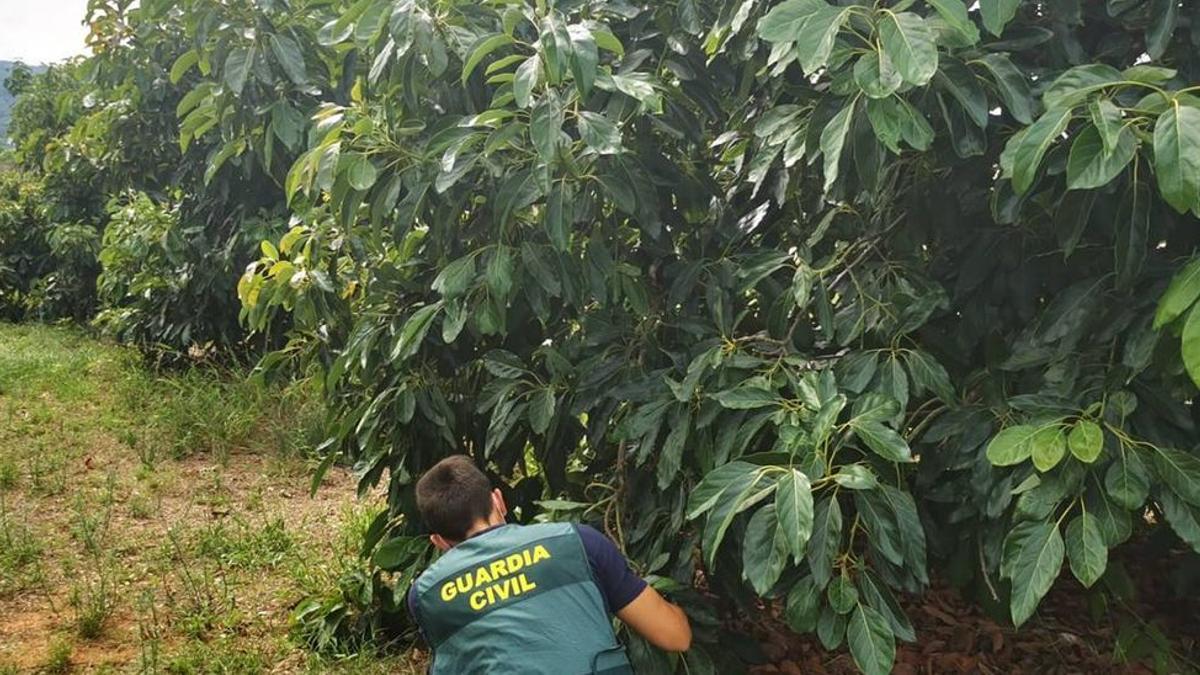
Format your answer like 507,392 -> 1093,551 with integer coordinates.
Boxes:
461,517 -> 504,541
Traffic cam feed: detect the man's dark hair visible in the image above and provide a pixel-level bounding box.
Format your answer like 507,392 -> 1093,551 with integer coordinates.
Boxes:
415,455 -> 494,541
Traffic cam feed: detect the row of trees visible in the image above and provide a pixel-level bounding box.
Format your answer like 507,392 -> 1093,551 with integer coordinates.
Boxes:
3,0 -> 1200,672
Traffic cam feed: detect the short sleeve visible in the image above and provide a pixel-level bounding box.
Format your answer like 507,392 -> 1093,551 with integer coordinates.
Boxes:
574,524 -> 648,614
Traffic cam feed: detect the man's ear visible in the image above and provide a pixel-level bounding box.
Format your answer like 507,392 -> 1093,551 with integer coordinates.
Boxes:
430,533 -> 453,552
491,488 -> 508,520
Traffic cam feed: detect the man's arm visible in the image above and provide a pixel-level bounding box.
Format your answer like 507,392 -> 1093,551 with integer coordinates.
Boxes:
574,525 -> 692,653
616,585 -> 692,652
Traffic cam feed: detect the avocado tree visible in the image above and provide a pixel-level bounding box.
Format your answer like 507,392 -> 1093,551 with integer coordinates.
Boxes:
2,0 -> 1199,671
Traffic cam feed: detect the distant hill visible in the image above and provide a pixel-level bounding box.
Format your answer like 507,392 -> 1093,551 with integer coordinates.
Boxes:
1,61 -> 47,146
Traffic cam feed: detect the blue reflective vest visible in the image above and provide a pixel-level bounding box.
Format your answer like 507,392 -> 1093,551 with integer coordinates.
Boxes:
413,522 -> 633,675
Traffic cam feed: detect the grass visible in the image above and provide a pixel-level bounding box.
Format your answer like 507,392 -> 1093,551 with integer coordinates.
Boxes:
0,323 -> 421,673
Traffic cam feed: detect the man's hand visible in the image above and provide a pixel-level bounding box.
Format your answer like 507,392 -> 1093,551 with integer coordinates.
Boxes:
616,586 -> 692,652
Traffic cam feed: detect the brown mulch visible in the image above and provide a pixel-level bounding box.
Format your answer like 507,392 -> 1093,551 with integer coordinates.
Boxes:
745,546 -> 1198,675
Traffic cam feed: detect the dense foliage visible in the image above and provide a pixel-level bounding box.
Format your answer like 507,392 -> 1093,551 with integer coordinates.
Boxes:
4,0 -> 1200,672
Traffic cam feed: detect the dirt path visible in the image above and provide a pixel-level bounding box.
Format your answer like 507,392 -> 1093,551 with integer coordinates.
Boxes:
0,324 -> 419,674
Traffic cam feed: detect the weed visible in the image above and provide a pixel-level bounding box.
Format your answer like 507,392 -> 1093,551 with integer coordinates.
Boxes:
302,649 -> 425,674
195,517 -> 295,569
0,661 -> 17,675
161,528 -> 240,639
136,587 -> 164,674
27,444 -> 67,496
121,428 -> 159,469
165,639 -> 270,675
128,491 -> 157,519
0,493 -> 44,595
70,571 -> 115,639
70,487 -> 114,558
152,371 -> 264,461
44,637 -> 73,673
0,456 -> 17,490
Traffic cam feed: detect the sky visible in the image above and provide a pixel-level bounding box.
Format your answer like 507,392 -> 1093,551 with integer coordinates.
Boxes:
0,0 -> 91,64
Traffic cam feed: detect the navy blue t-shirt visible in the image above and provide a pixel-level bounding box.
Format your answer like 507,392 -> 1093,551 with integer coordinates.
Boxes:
406,524 -> 647,624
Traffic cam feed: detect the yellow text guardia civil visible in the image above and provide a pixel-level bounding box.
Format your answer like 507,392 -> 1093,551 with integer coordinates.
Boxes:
440,544 -> 552,611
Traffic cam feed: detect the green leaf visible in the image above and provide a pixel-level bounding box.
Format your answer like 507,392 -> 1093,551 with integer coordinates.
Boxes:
1146,0 -> 1179,60
528,388 -> 556,434
432,255 -> 476,299
1089,99 -> 1124,153
442,301 -> 468,343
224,46 -> 255,96
567,24 -> 598,96
855,491 -> 903,565
879,484 -> 928,581
1088,488 -> 1132,547
757,0 -> 830,42
904,350 -> 956,403
687,461 -> 768,517
530,98 -> 564,161
986,424 -> 1039,466
1159,490 -> 1200,554
979,0 -> 1020,36
1066,125 -> 1136,190
577,112 -> 622,155
851,393 -> 898,425
858,572 -> 916,642
391,304 -> 441,362
878,11 -> 939,87
1154,257 -> 1200,329
837,351 -> 879,394
1104,451 -> 1150,510
852,421 -> 913,463
712,386 -> 780,410
1183,303 -> 1200,389
833,464 -> 879,490
462,34 -> 514,84
936,59 -> 988,129
269,34 -> 308,85
853,49 -> 902,99
1152,447 -> 1200,506
785,576 -> 821,632
514,56 -> 540,108
1043,64 -> 1123,110
1032,426 -> 1067,472
355,0 -> 390,43
657,406 -> 690,489
346,155 -> 378,191
743,505 -> 787,594
545,183 -> 570,251
372,536 -> 424,570
820,100 -> 857,193
827,574 -> 859,614
701,470 -> 777,569
847,605 -> 896,675
925,0 -> 979,44
1001,520 -> 1064,627
1124,65 -> 1176,84
976,54 -> 1034,125
795,4 -> 850,75
593,29 -> 624,57
1009,107 -> 1072,195
1067,421 -> 1103,463
170,50 -> 200,85
817,605 -> 848,649
486,246 -> 516,300
1153,104 -> 1200,213
775,469 -> 814,562
806,497 -> 842,588
1064,513 -> 1107,588
793,263 -> 814,310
